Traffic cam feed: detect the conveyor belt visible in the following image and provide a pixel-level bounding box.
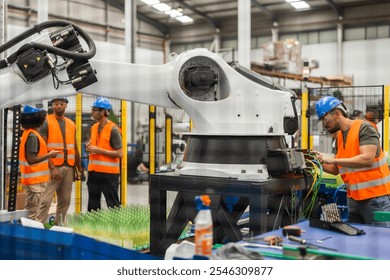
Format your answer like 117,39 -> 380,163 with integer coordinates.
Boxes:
7,105 -> 22,211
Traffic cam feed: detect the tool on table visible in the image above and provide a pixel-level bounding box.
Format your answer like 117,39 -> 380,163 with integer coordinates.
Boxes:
241,242 -> 283,251
243,235 -> 283,246
282,225 -> 302,236
310,203 -> 366,236
287,235 -> 338,251
316,236 -> 332,243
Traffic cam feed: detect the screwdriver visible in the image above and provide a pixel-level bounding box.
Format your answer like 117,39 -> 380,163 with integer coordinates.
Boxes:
287,235 -> 338,251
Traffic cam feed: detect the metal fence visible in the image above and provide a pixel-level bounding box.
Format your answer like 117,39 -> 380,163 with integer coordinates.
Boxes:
307,85 -> 384,154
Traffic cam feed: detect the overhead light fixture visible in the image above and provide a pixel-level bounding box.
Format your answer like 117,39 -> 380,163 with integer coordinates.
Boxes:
284,0 -> 298,2
176,15 -> 193,24
166,9 -> 183,18
153,3 -> 171,12
140,0 -> 159,5
290,1 -> 310,10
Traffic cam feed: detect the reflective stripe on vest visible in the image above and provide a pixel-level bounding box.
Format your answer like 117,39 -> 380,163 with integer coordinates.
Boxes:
336,120 -> 390,200
339,157 -> 388,174
19,129 -> 49,185
88,120 -> 120,174
46,114 -> 76,166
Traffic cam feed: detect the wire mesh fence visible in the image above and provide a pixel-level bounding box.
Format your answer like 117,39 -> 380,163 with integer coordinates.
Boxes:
307,85 -> 384,154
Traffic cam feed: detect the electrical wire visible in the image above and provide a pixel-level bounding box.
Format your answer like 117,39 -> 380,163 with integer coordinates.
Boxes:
0,20 -> 96,69
300,152 -> 324,218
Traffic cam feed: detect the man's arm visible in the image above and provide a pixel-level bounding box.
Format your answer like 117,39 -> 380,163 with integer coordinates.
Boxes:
25,134 -> 59,164
38,120 -> 55,168
86,125 -> 123,159
87,146 -> 123,158
315,144 -> 377,171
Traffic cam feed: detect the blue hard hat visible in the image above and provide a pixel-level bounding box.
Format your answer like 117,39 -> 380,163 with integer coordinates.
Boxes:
315,96 -> 343,119
92,97 -> 112,110
23,105 -> 44,114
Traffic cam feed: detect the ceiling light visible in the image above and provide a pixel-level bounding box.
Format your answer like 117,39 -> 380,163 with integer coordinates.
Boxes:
166,9 -> 183,18
153,3 -> 171,12
140,0 -> 159,5
290,1 -> 310,9
284,0 -> 299,2
176,15 -> 193,24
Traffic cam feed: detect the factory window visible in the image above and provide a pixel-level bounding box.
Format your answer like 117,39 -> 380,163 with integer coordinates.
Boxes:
222,39 -> 238,50
344,27 -> 365,41
308,32 -> 319,44
256,36 -> 272,47
298,33 -> 309,45
366,26 -> 378,40
171,44 -> 186,54
280,33 -> 298,42
251,38 -> 257,49
377,25 -> 390,38
319,30 -> 337,43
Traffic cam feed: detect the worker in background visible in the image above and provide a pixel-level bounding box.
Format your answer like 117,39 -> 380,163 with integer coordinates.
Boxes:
351,110 -> 363,120
128,149 -> 149,184
86,97 -> 122,211
37,97 -> 83,225
314,96 -> 390,226
19,105 -> 60,220
364,110 -> 378,128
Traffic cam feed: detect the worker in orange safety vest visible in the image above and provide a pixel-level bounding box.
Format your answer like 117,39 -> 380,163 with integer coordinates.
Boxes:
37,97 -> 82,225
314,96 -> 390,226
86,97 -> 123,211
19,105 -> 60,220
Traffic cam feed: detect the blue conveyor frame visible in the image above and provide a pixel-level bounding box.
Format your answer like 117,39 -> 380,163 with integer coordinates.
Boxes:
0,223 -> 160,260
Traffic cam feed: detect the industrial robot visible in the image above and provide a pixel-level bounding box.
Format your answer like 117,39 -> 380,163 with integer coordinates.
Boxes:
1,21 -> 313,254
0,20 -> 306,180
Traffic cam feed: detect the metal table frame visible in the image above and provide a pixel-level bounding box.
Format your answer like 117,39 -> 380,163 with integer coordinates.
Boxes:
149,173 -> 304,257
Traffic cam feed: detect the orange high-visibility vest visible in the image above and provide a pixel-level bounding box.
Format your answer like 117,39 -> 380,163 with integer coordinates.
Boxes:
88,120 -> 120,174
46,114 -> 76,166
336,120 -> 390,200
19,129 -> 49,185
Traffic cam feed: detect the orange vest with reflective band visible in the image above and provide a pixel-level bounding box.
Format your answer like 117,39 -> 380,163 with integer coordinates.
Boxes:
88,120 -> 120,174
46,114 -> 76,166
19,129 -> 49,185
336,120 -> 390,200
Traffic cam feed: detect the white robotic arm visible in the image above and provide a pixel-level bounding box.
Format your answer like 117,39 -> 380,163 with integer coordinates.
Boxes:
1,20 -> 304,179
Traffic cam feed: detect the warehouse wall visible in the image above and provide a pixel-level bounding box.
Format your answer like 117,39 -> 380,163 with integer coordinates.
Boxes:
223,38 -> 390,88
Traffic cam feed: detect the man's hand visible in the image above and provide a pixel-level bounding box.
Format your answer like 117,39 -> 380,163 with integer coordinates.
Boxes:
312,151 -> 340,175
313,151 -> 334,164
86,145 -> 101,154
48,150 -> 61,158
50,166 -> 62,181
74,169 -> 82,181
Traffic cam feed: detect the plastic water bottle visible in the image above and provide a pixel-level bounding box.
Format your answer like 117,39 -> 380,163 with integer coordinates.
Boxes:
194,195 -> 213,256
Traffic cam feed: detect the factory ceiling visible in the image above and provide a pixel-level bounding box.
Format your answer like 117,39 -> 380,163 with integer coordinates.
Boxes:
104,0 -> 390,38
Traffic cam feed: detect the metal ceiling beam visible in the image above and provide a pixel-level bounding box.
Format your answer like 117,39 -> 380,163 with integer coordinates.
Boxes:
325,0 -> 342,18
251,0 -> 277,22
177,0 -> 220,29
104,0 -> 170,35
137,12 -> 170,35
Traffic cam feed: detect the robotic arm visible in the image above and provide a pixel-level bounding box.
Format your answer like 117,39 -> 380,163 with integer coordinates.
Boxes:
1,20 -> 303,179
